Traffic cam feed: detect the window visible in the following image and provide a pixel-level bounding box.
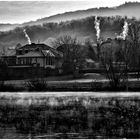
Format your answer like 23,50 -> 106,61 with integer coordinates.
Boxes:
25,50 -> 28,53
46,56 -> 52,65
50,58 -> 52,65
36,48 -> 40,51
26,58 -> 32,64
18,58 -> 23,64
46,57 -> 48,65
18,50 -> 22,55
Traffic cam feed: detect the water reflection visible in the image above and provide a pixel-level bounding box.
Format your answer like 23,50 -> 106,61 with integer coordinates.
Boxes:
0,94 -> 140,138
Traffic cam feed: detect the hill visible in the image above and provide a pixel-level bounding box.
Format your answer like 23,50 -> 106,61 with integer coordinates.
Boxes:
0,2 -> 140,32
0,16 -> 128,53
30,2 -> 140,25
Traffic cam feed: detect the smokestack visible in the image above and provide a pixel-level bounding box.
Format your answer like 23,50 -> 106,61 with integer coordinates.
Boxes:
117,21 -> 129,40
23,29 -> 31,44
94,16 -> 100,42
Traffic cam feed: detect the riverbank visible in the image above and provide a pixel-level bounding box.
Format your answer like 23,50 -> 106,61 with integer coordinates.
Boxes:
1,73 -> 140,91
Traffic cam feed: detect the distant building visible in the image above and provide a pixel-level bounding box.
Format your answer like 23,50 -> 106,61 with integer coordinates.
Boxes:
1,43 -> 63,69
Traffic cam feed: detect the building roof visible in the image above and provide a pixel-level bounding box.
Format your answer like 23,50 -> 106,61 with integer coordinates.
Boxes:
17,51 -> 43,58
17,49 -> 62,58
17,43 -> 51,50
42,50 -> 55,57
17,43 -> 63,58
50,49 -> 63,57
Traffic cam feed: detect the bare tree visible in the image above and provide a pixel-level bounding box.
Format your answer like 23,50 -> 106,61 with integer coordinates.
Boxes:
52,35 -> 85,77
51,35 -> 77,49
127,21 -> 140,68
100,39 -> 130,90
85,39 -> 97,61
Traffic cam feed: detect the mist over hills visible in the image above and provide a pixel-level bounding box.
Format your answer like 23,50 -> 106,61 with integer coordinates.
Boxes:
33,2 -> 140,25
0,2 -> 140,53
0,15 -> 127,52
0,2 -> 140,32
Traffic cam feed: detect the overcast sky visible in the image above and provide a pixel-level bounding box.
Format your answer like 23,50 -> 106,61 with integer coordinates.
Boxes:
0,0 -> 140,24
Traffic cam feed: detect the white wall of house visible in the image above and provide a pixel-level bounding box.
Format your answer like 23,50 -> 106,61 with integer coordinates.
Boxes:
17,57 -> 44,67
17,56 -> 59,68
36,57 -> 44,67
44,56 -> 55,69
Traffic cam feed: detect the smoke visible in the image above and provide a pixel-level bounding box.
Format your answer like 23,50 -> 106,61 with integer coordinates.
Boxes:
117,21 -> 129,40
23,29 -> 31,44
94,16 -> 100,42
122,21 -> 129,40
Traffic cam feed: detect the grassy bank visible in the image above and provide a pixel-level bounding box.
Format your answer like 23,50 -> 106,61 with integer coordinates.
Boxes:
1,79 -> 140,91
1,72 -> 140,92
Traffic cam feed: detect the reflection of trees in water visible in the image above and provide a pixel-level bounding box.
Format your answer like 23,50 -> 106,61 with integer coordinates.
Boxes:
0,96 -> 140,138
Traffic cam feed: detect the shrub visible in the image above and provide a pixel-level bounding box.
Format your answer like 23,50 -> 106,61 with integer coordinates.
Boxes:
25,79 -> 48,91
0,83 -> 23,92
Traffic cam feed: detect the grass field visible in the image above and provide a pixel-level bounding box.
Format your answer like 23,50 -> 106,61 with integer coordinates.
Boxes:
0,92 -> 140,138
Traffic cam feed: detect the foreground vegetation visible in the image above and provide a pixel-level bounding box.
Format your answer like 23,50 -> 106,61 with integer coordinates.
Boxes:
0,95 -> 140,138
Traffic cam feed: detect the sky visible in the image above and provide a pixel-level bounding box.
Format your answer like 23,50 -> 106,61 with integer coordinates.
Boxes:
0,0 -> 140,24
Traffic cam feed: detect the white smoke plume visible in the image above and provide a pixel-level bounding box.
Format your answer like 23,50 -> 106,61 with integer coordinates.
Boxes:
23,29 -> 31,44
122,21 -> 129,40
94,16 -> 100,42
117,21 -> 129,40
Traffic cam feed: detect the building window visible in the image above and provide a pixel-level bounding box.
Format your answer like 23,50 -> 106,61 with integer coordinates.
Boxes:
31,57 -> 37,64
46,56 -> 51,65
46,57 -> 54,65
46,57 -> 48,65
50,58 -> 52,65
25,50 -> 28,53
18,58 -> 23,64
23,58 -> 26,64
18,50 -> 22,55
26,58 -> 32,65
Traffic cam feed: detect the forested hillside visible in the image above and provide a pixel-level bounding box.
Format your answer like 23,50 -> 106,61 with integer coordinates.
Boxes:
0,16 -> 132,52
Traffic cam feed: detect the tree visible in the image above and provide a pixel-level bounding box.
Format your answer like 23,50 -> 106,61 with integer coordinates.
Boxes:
0,59 -> 8,86
85,39 -> 97,61
53,35 -> 85,77
127,21 -> 140,68
51,35 -> 77,48
100,39 -> 130,90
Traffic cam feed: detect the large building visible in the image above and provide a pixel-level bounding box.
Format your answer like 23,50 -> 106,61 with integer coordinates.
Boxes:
1,43 -> 63,69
